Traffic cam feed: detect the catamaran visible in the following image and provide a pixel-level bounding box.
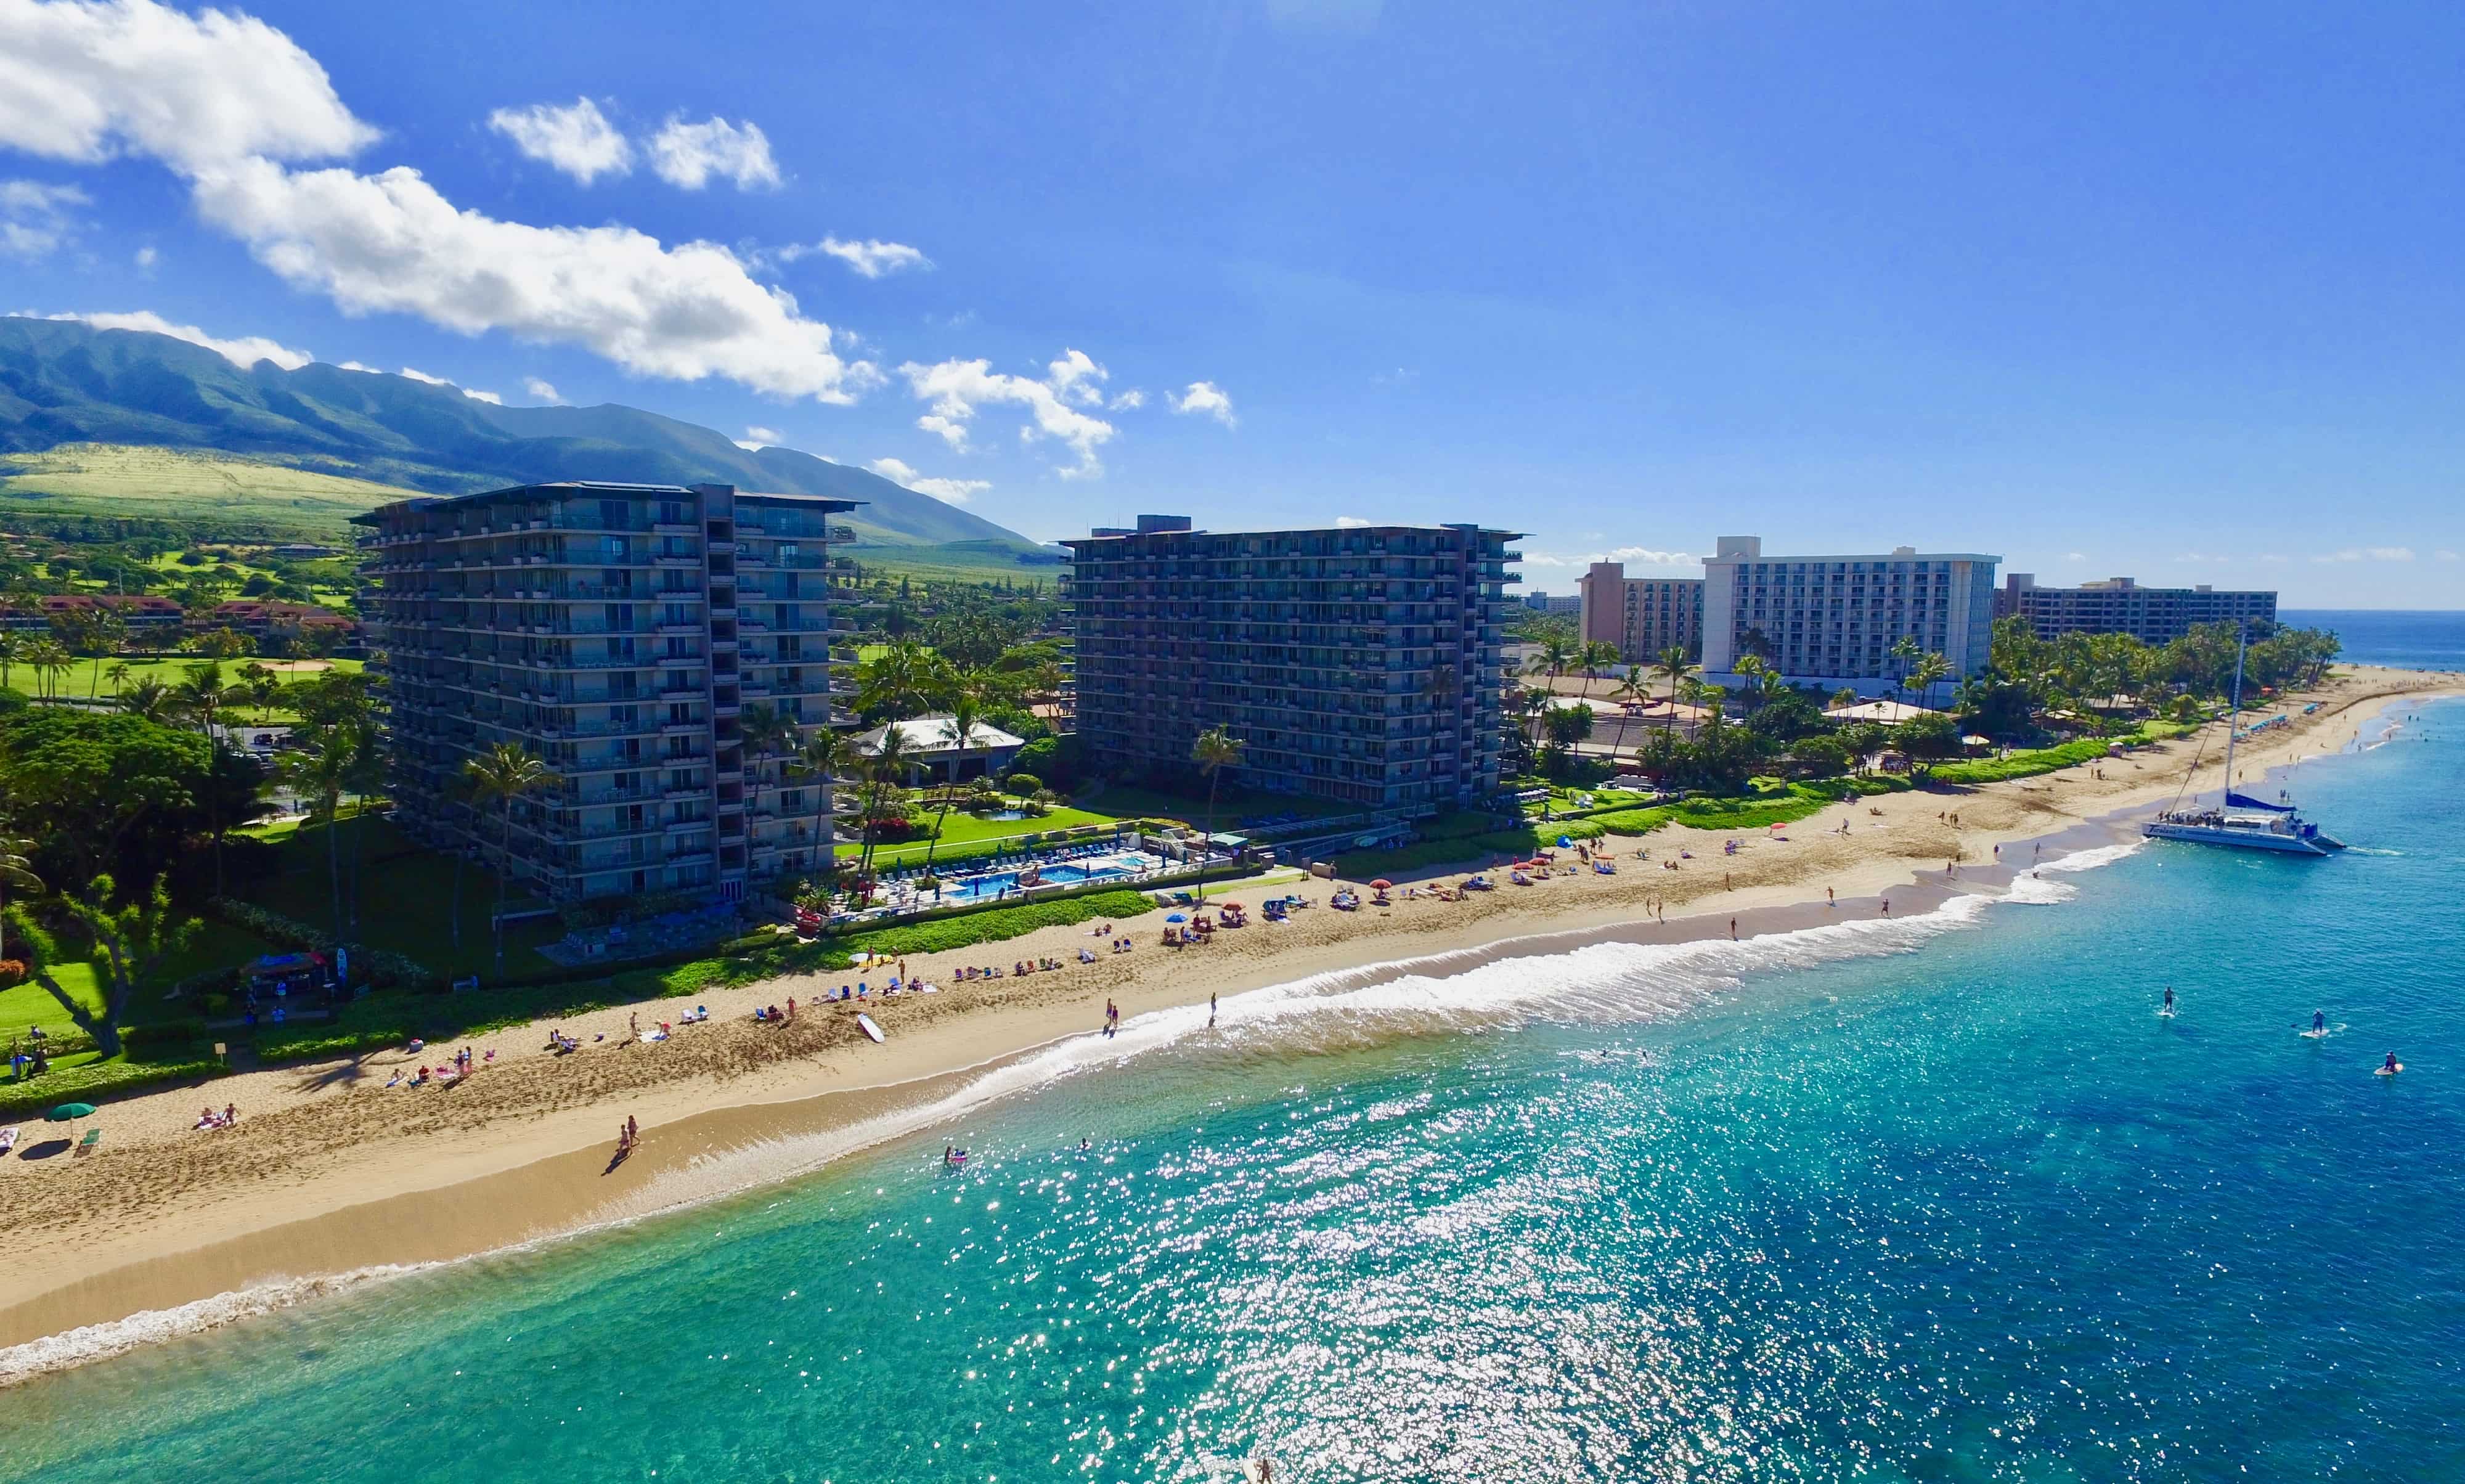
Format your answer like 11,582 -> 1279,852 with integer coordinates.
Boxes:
2144,624 -> 2345,856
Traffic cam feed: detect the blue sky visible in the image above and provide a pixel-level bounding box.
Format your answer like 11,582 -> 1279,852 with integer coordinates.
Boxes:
4,0 -> 2461,606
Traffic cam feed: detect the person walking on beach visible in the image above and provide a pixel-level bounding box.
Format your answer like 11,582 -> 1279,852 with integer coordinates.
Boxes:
1881,899 -> 1890,916
1729,917 -> 1737,940
1826,886 -> 1835,908
1209,990 -> 1218,1029
626,1115 -> 639,1146
1104,998 -> 1119,1038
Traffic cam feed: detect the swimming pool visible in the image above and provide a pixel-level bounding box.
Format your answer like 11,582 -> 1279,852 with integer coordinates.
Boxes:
936,852 -> 1152,902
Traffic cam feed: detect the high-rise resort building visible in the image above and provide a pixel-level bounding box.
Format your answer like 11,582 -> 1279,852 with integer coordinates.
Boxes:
1993,574 -> 2277,646
1062,515 -> 1520,813
353,481 -> 860,902
1700,536 -> 2000,692
1576,561 -> 1704,663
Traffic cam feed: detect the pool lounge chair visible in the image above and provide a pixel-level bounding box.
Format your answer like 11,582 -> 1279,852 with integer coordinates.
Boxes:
74,1127 -> 101,1157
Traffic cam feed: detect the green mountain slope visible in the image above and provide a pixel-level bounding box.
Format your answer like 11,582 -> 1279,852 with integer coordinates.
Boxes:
0,317 -> 1042,551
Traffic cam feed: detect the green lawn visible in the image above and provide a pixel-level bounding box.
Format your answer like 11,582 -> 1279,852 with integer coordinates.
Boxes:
0,919 -> 277,1040
237,812 -> 563,981
838,802 -> 1133,871
26,655 -> 364,710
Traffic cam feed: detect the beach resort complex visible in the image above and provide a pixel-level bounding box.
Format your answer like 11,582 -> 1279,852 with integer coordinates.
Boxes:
1576,561 -> 1705,664
1700,536 -> 2001,691
354,481 -> 861,902
1994,573 -> 2280,646
1062,516 -> 1521,812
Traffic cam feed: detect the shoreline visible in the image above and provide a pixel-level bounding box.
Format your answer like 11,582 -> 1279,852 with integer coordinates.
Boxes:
2,667 -> 2455,1377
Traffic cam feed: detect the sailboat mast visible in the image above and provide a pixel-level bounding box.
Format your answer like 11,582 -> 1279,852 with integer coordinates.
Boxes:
2222,622 -> 2247,797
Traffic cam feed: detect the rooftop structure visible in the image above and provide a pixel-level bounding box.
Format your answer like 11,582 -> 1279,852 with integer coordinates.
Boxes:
849,714 -> 1028,783
1576,561 -> 1703,664
1062,518 -> 1521,813
353,481 -> 861,902
1994,574 -> 2278,646
1702,536 -> 1999,691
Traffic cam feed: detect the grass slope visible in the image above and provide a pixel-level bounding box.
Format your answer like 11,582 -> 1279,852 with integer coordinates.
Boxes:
0,443 -> 422,532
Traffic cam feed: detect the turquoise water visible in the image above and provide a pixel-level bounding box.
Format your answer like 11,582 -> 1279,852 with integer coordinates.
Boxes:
5,703 -> 2463,1481
942,856 -> 1146,903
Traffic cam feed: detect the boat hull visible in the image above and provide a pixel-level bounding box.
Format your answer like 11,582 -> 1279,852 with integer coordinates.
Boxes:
2142,822 -> 2333,855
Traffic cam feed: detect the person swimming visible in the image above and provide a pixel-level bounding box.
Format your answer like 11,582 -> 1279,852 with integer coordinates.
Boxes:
944,1144 -> 969,1167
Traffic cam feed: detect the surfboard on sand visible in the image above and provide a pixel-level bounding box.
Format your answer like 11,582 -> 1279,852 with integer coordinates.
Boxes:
857,1012 -> 885,1045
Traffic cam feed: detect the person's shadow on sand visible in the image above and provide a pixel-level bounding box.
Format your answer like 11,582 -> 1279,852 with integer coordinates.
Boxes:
603,1144 -> 632,1176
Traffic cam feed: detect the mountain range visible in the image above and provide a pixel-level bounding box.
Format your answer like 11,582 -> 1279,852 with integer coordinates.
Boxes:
0,317 -> 1043,551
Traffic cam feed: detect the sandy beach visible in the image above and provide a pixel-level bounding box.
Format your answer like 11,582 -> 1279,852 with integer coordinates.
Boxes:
1,665 -> 2450,1366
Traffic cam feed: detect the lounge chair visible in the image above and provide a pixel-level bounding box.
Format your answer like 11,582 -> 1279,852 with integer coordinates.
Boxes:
0,1125 -> 17,1156
74,1127 -> 101,1157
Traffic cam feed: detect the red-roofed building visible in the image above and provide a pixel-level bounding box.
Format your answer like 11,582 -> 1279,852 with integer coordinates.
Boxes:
198,600 -> 358,642
4,592 -> 187,635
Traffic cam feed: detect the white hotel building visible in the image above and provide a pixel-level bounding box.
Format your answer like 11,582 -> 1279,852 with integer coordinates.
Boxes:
1701,536 -> 1999,695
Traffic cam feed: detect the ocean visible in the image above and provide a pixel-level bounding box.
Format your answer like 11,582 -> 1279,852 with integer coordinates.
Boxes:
2283,610 -> 2465,673
2,699 -> 2461,1482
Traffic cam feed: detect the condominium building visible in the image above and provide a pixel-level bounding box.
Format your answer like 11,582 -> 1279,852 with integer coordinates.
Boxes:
1521,590 -> 1583,616
354,481 -> 860,902
1576,561 -> 1703,663
1994,574 -> 2276,646
1062,517 -> 1521,813
1701,536 -> 1999,690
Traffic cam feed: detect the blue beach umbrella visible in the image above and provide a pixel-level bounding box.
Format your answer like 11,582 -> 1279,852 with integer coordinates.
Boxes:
1165,913 -> 1188,923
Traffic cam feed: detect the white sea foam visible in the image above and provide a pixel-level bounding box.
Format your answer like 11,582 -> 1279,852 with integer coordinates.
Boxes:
0,1265 -> 434,1389
3,838 -> 2143,1384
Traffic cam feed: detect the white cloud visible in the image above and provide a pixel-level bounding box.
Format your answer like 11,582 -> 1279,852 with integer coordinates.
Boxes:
2063,550 -> 2088,562
1108,389 -> 1145,410
2257,553 -> 2291,565
462,386 -> 501,404
133,243 -> 155,269
1517,544 -> 1700,571
776,236 -> 930,279
898,351 -> 1117,477
1334,516 -> 1371,529
189,157 -> 874,401
735,425 -> 784,450
0,0 -> 376,175
523,376 -> 561,403
2312,547 -> 2414,563
0,179 -> 87,258
336,359 -> 375,372
24,308 -> 310,369
396,365 -> 450,385
868,455 -> 991,506
647,115 -> 778,190
2439,550 -> 2461,563
487,97 -> 632,184
1169,380 -> 1236,426
1,4 -> 861,403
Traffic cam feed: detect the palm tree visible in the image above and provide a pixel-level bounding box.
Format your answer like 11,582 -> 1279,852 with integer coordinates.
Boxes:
0,825 -> 41,961
1732,654 -> 1770,712
920,688 -> 985,879
1576,640 -> 1619,697
105,660 -> 131,699
462,743 -> 555,969
0,631 -> 18,694
738,702 -> 800,794
171,661 -> 227,737
1605,672 -> 1651,767
1909,651 -> 1952,712
852,725 -> 911,896
1652,645 -> 1697,748
118,676 -> 173,722
789,725 -> 853,875
1888,635 -> 1923,708
1190,725 -> 1245,902
281,724 -> 361,941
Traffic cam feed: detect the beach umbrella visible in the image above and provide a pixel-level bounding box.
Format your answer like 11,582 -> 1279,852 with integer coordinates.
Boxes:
46,1103 -> 97,1122
1165,912 -> 1188,923
1557,835 -> 1572,849
1369,879 -> 1393,891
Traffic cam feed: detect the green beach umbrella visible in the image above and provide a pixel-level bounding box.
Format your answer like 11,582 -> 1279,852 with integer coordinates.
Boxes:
46,1103 -> 97,1122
